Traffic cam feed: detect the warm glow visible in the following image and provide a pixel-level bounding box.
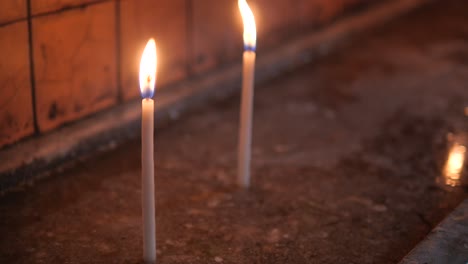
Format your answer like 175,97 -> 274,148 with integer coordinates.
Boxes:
139,39 -> 157,99
238,0 -> 256,50
443,143 -> 466,186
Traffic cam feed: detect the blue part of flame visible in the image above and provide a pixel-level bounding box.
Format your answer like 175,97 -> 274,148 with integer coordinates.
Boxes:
244,44 -> 256,52
140,87 -> 155,99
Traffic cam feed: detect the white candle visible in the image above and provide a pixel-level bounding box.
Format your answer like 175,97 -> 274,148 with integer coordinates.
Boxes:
238,0 -> 257,188
139,39 -> 157,263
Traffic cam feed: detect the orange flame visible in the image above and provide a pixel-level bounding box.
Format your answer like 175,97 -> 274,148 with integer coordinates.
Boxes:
238,0 -> 256,49
139,39 -> 157,98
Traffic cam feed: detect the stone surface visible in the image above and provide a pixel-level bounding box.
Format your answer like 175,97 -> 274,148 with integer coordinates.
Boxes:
0,21 -> 34,148
0,0 -> 26,25
120,0 -> 187,100
31,0 -> 103,15
0,1 -> 467,263
32,1 -> 118,132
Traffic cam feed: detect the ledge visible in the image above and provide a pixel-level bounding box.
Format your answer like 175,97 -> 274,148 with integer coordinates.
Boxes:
399,198 -> 468,264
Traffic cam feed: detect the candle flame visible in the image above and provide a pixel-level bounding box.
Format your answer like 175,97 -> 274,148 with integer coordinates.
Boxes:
238,0 -> 256,50
443,143 -> 466,186
139,39 -> 157,99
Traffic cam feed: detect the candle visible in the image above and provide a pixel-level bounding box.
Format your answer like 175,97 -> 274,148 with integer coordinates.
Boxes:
238,0 -> 257,188
139,39 -> 157,263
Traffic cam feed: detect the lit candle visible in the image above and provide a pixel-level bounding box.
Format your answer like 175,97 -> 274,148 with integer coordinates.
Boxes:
238,0 -> 257,188
139,39 -> 157,263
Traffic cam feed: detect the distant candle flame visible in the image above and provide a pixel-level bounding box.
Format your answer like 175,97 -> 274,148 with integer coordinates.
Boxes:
238,0 -> 256,51
139,39 -> 157,99
443,143 -> 466,186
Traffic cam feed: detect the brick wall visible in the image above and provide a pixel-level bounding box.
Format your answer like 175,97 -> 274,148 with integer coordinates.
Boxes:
0,0 -> 373,149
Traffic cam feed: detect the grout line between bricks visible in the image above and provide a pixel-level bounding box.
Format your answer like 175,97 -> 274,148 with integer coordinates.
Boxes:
26,0 -> 40,134
185,0 -> 194,76
115,0 -> 123,103
30,0 -> 113,19
0,17 -> 28,28
0,0 -> 114,28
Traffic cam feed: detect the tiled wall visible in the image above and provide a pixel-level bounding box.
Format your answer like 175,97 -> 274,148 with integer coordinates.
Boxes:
0,0 -> 372,148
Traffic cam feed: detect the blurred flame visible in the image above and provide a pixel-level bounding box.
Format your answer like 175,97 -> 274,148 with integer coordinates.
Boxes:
139,39 -> 157,98
238,0 -> 256,49
443,143 -> 466,186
